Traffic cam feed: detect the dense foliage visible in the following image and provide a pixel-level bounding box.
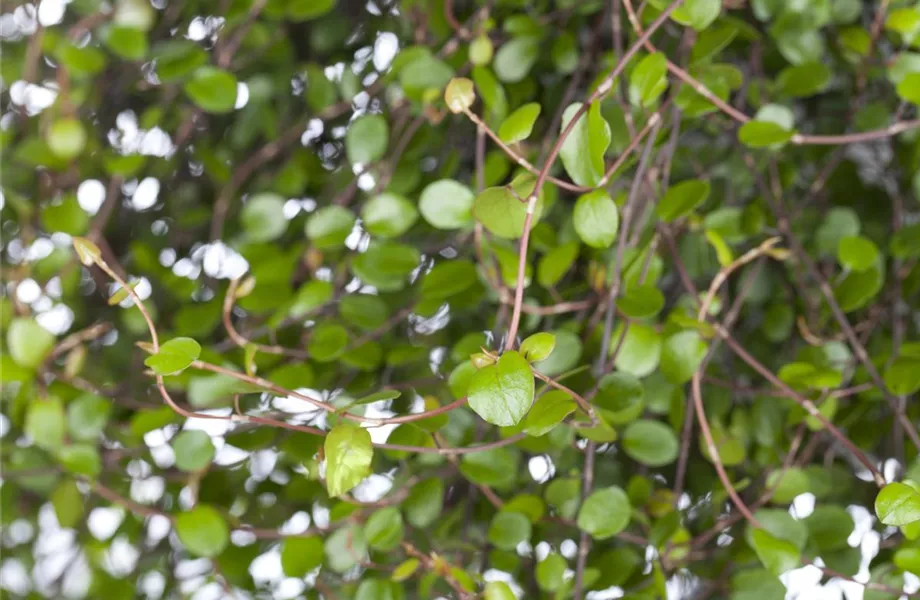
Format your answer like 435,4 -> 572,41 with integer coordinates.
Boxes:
4,0 -> 920,598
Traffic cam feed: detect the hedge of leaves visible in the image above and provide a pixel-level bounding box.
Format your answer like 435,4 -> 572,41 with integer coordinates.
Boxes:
4,0 -> 920,598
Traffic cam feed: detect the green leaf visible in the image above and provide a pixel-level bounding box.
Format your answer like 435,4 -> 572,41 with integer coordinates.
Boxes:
287,0 -> 336,20
52,480 -> 84,529
777,62 -> 831,97
577,486 -> 631,539
520,332 -> 556,362
806,505 -> 854,552
420,260 -> 478,300
629,53 -> 668,107
536,552 -> 567,592
365,506 -> 404,551
419,179 -> 475,230
498,103 -> 541,143
484,581 -> 516,600
473,183 -> 543,240
657,179 -> 711,222
57,444 -> 101,477
68,393 -> 111,442
660,331 -> 707,384
172,430 -> 216,472
538,241 -> 579,288
400,52 -> 454,91
176,505 -> 230,557
73,236 -> 102,266
595,372 -> 645,425
346,114 -> 389,165
392,558 -> 420,582
41,195 -> 89,235
738,120 -> 795,148
493,36 -> 540,83
352,241 -> 420,291
362,192 -> 418,238
488,511 -> 532,550
104,26 -> 149,60
306,206 -> 356,249
522,390 -> 576,436
559,102 -> 611,187
885,358 -> 920,395
153,40 -> 207,81
750,528 -> 800,576
404,478 -> 443,527
837,235 -> 879,272
468,350 -> 535,426
144,337 -> 201,376
281,536 -> 324,577
619,284 -> 665,318
241,193 -> 287,242
325,524 -> 367,572
672,0 -> 722,31
47,119 -> 87,160
897,73 -> 920,104
469,34 -> 494,66
183,67 -> 238,113
573,190 -> 619,248
876,482 -> 920,526
765,468 -> 811,504
8,318 -> 55,369
324,424 -> 373,497
444,77 -> 476,113
612,323 -> 662,377
26,398 -> 66,451
308,322 -> 349,362
622,419 -> 679,466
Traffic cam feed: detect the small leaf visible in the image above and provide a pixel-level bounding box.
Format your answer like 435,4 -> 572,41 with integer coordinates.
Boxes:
281,536 -> 324,577
47,118 -> 87,159
498,103 -> 541,143
52,480 -> 84,528
837,235 -> 879,272
473,181 -> 543,240
365,506 -> 404,551
738,120 -> 795,148
577,486 -> 631,539
538,242 -> 579,288
876,482 -> 920,526
629,53 -> 668,107
183,66 -> 238,113
308,322 -> 349,362
324,524 -> 367,572
523,390 -> 576,436
660,331 -> 707,384
493,36 -> 540,83
143,337 -> 201,376
777,62 -> 831,97
444,77 -> 476,113
419,179 -> 475,230
346,114 -> 389,165
172,430 -> 215,472
536,552 -> 567,592
73,236 -> 102,266
8,318 -> 55,369
573,190 -> 619,248
26,398 -> 66,451
488,512 -> 532,550
657,179 -> 711,222
176,505 -> 230,557
57,444 -> 101,477
361,192 -> 418,238
622,419 -> 679,466
392,558 -> 420,582
897,73 -> 920,105
885,358 -> 920,395
484,581 -> 516,600
241,193 -> 287,242
672,0 -> 722,31
619,284 -> 665,318
305,206 -> 356,249
750,529 -> 800,576
469,34 -> 494,66
324,424 -> 373,497
559,102 -> 611,187
520,332 -> 556,362
287,0 -> 336,21
468,350 -> 535,426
